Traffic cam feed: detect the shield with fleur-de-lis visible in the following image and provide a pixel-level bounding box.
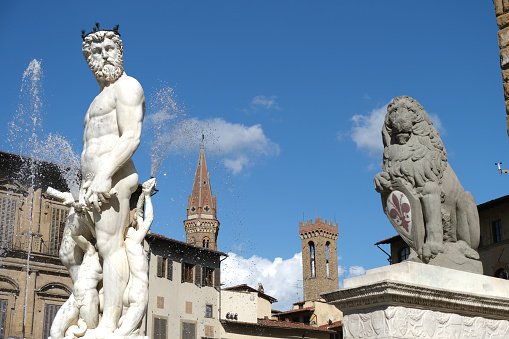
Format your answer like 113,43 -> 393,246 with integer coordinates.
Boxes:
380,178 -> 425,258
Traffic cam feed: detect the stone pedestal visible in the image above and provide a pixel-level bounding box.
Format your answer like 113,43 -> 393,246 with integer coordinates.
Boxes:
322,261 -> 509,338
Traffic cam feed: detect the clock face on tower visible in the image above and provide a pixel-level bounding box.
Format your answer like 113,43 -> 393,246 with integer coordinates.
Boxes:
190,206 -> 196,213
204,205 -> 210,213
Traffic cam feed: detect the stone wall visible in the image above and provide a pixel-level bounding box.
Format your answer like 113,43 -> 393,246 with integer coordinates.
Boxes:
299,218 -> 339,301
495,0 -> 509,135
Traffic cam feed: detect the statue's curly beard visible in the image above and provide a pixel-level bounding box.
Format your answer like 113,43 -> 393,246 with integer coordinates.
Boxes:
88,56 -> 124,82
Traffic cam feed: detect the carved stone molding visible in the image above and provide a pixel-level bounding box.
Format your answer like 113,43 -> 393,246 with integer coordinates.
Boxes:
342,306 -> 509,339
324,280 -> 509,319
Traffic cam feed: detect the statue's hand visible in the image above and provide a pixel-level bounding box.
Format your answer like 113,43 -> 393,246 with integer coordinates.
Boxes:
83,172 -> 112,212
374,172 -> 391,193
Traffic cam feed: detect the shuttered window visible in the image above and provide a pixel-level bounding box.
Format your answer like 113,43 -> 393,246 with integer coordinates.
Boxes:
202,267 -> 214,287
182,321 -> 196,339
0,299 -> 7,339
182,263 -> 194,283
0,196 -> 16,249
49,206 -> 68,256
214,268 -> 221,288
42,304 -> 61,339
153,317 -> 167,339
194,264 -> 202,286
166,259 -> 173,280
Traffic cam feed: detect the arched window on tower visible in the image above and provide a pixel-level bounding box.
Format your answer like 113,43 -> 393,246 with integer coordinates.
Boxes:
309,241 -> 316,278
203,237 -> 210,249
326,241 -> 330,278
189,237 -> 196,246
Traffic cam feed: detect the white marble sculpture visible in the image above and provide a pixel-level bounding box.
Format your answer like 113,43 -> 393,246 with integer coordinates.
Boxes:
373,96 -> 482,273
48,24 -> 152,339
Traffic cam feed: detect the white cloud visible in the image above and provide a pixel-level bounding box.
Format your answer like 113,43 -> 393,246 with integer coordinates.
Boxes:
148,116 -> 280,175
427,112 -> 446,135
251,95 -> 279,110
243,95 -> 280,114
349,101 -> 447,160
222,252 -> 366,311
348,266 -> 366,277
350,104 -> 388,159
222,252 -> 303,311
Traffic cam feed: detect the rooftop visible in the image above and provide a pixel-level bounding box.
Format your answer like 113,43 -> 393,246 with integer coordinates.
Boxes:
222,284 -> 278,303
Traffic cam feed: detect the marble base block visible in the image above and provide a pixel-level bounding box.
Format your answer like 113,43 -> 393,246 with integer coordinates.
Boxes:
322,261 -> 509,339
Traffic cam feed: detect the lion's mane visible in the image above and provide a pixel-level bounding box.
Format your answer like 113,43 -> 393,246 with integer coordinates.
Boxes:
381,96 -> 448,195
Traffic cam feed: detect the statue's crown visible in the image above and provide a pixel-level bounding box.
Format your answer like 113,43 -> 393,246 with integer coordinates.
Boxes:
81,23 -> 121,41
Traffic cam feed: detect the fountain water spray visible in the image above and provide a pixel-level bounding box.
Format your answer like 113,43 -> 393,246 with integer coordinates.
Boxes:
6,59 -> 80,337
147,86 -> 187,177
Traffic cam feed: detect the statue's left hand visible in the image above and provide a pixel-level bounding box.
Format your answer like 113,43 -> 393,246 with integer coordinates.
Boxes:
83,173 -> 112,212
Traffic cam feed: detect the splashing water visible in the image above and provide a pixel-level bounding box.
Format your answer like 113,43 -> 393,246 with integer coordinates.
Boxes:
8,59 -> 44,156
146,86 -> 187,177
34,133 -> 81,198
7,59 -> 81,198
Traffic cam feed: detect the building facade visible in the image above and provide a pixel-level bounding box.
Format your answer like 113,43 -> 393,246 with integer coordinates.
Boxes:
144,233 -> 225,339
0,151 -> 73,339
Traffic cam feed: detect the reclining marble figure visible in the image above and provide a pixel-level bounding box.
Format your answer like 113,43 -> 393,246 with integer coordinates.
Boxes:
373,96 -> 482,273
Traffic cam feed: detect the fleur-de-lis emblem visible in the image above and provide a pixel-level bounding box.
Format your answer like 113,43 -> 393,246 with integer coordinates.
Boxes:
387,191 -> 411,234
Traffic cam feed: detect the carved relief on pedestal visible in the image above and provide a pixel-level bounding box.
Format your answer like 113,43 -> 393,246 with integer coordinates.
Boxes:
343,306 -> 509,339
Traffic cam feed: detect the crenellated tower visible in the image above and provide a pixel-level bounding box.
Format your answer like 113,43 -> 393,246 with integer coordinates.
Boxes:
299,218 -> 339,301
184,137 -> 220,250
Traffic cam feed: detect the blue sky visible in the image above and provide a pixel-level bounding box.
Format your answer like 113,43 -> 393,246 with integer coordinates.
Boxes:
1,1 -> 507,310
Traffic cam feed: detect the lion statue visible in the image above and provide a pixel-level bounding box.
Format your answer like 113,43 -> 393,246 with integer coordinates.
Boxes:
374,96 -> 481,272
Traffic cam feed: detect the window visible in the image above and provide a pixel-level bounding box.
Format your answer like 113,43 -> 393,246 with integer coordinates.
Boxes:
202,237 -> 210,248
202,267 -> 214,287
398,247 -> 410,262
214,267 -> 221,288
42,304 -> 61,339
326,241 -> 330,278
495,268 -> 509,279
309,241 -> 316,278
166,259 -> 173,280
157,257 -> 173,280
153,317 -> 167,339
157,256 -> 165,278
49,206 -> 68,256
492,220 -> 503,243
0,195 -> 17,250
182,263 -> 194,283
182,321 -> 196,339
0,299 -> 7,339
205,304 -> 213,318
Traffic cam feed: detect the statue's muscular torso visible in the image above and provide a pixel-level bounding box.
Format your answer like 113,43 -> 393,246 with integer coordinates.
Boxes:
81,74 -> 142,193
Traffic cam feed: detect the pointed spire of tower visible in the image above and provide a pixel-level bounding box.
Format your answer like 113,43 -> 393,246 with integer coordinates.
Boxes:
184,136 -> 220,250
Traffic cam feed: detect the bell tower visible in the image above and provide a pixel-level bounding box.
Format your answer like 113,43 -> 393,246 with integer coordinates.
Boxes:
299,218 -> 338,301
184,136 -> 220,250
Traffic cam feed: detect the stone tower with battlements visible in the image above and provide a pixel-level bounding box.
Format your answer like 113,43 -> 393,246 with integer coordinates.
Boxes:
299,218 -> 339,301
184,137 -> 220,250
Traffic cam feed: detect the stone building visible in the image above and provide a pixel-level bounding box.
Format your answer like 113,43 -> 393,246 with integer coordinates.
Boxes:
299,218 -> 339,301
144,233 -> 225,338
0,151 -> 74,339
219,284 -> 338,339
184,137 -> 220,251
375,194 -> 509,279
